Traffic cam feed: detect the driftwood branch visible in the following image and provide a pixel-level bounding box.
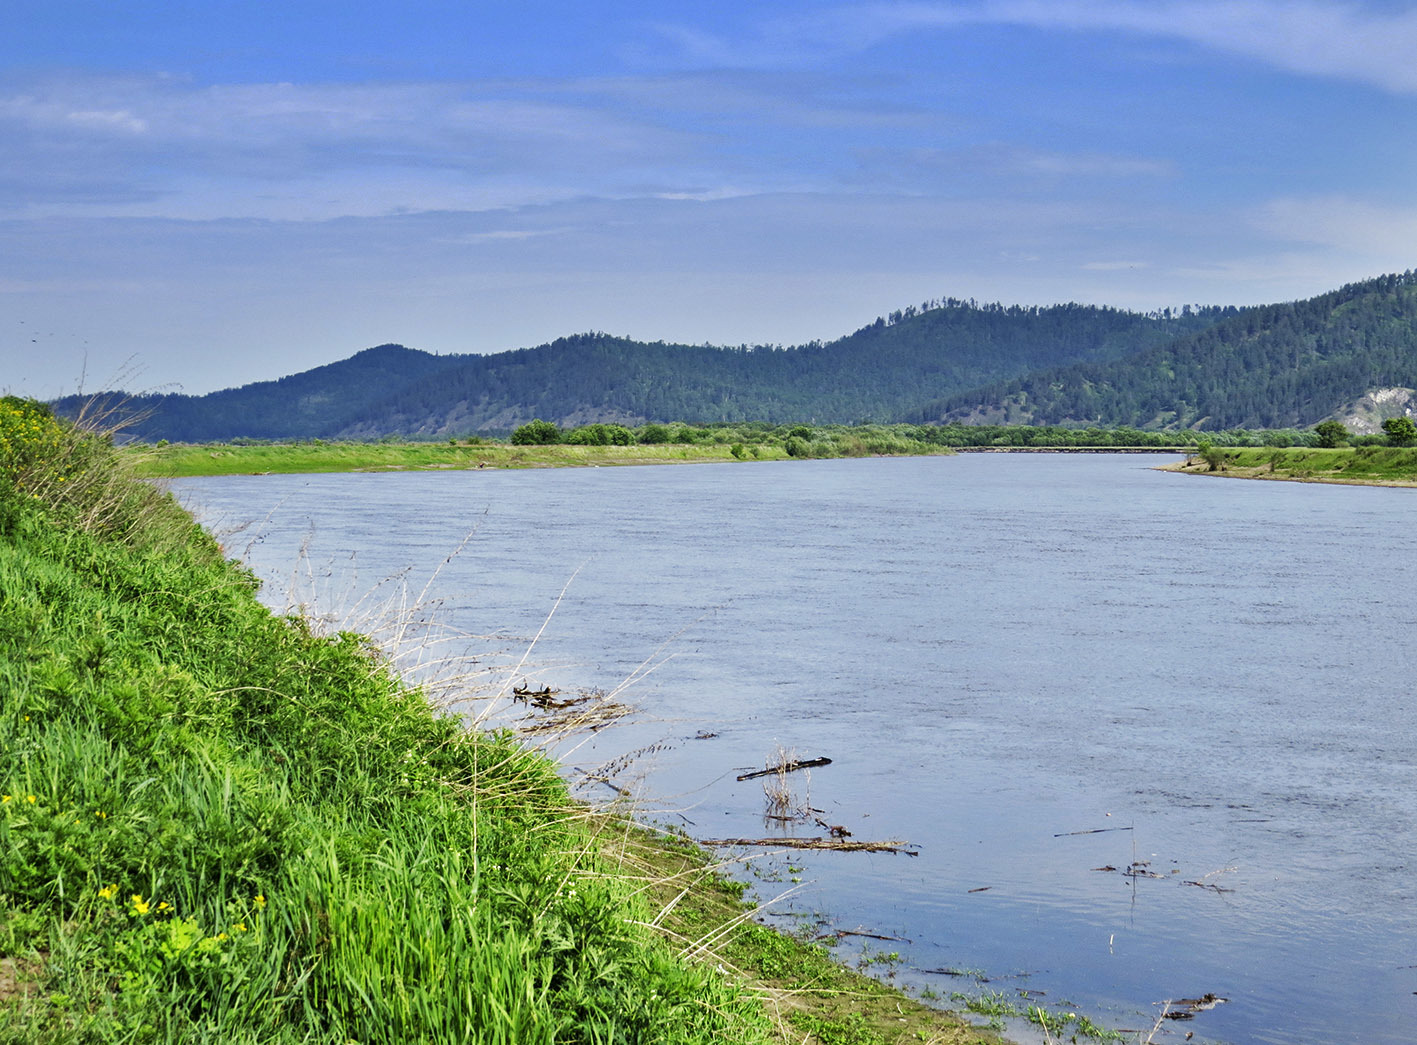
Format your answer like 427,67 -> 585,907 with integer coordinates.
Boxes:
736,756 -> 832,781
821,928 -> 912,943
697,836 -> 918,855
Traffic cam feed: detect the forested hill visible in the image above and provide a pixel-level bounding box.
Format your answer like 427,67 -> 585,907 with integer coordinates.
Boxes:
65,344 -> 465,443
915,271 -> 1417,430
57,301 -> 1223,441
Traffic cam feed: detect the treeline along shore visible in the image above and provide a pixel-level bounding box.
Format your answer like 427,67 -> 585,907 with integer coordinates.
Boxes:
0,396 -> 1004,1043
128,418 -> 1417,486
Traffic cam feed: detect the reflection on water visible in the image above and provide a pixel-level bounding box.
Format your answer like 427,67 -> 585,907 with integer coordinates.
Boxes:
175,454 -> 1417,1045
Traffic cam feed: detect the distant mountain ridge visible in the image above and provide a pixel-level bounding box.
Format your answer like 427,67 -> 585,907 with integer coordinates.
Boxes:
52,270 -> 1417,439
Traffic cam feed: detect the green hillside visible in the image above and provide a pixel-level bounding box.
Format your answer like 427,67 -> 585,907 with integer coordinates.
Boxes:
49,270 -> 1417,439
918,271 -> 1417,430
54,300 -> 1223,441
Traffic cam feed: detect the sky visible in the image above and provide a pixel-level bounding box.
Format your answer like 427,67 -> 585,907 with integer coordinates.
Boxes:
5,0 -> 1417,398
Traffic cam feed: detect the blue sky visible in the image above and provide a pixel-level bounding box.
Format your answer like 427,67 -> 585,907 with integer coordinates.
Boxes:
5,1 -> 1417,398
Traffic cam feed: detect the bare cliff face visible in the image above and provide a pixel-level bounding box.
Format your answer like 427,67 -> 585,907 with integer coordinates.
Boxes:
1331,387 -> 1417,435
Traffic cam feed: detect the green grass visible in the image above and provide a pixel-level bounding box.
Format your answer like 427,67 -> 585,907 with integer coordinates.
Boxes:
0,398 -> 769,1043
1169,445 -> 1417,485
0,397 -> 997,1045
129,428 -> 957,478
133,439 -> 773,476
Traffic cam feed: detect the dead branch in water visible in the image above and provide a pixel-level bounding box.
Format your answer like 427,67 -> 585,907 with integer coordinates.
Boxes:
736,756 -> 832,781
820,928 -> 912,943
697,836 -> 918,855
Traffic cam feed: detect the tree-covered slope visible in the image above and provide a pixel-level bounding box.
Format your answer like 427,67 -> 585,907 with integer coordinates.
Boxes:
62,300 -> 1224,441
52,344 -> 463,442
916,271 -> 1417,430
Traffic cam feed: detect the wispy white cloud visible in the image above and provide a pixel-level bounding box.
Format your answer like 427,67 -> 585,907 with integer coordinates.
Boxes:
840,143 -> 1176,202
1253,195 -> 1417,256
857,142 -> 1173,182
0,71 -> 935,219
1083,259 -> 1152,270
647,1 -> 1417,94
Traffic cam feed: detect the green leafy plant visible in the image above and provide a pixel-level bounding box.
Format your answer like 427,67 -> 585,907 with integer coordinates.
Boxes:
511,418 -> 561,444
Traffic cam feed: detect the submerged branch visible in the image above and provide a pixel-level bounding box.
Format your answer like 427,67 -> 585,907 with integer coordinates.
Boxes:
697,836 -> 919,855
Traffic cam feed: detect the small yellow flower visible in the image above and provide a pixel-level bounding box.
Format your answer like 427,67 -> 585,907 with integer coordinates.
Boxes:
216,932 -> 229,941
234,922 -> 247,932
1,795 -> 10,804
157,901 -> 172,913
130,894 -> 150,915
95,810 -> 107,819
98,883 -> 119,900
26,795 -> 35,804
254,894 -> 266,908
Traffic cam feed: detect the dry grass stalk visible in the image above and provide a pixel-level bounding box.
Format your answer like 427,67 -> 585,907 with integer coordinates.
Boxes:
761,743 -> 811,821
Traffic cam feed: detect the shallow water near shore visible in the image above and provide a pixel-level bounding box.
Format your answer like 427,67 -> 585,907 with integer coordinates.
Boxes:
174,453 -> 1417,1045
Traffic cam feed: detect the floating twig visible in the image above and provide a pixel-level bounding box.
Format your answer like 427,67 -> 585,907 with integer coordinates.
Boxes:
1183,865 -> 1239,892
1054,826 -> 1134,837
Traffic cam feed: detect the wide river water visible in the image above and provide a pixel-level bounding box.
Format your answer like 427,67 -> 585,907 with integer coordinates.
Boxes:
173,453 -> 1416,1045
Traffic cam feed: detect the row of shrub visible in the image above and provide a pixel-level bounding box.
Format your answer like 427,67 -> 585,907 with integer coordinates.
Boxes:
508,418 -> 1358,452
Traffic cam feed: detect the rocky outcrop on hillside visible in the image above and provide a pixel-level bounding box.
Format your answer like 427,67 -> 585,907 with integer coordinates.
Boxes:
1331,387 -> 1417,435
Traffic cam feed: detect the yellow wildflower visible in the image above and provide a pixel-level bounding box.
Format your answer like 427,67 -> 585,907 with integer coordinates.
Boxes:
130,894 -> 150,915
157,901 -> 172,913
26,795 -> 35,804
98,883 -> 119,900
1,795 -> 10,804
234,923 -> 248,932
254,894 -> 266,909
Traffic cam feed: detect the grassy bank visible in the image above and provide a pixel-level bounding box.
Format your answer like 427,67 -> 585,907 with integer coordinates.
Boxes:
1167,445 -> 1417,486
130,440 -> 786,477
130,428 -> 956,478
0,397 -> 1000,1045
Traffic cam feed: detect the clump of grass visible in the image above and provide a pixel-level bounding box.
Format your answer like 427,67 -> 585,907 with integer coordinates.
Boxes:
761,744 -> 811,821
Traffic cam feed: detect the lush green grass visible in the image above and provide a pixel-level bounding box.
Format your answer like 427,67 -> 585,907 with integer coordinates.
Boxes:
0,397 -> 770,1043
131,439 -> 774,477
1,397 -> 999,1045
1169,445 -> 1417,485
132,427 -> 956,478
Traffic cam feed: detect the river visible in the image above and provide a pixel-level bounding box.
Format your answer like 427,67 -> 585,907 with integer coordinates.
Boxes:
173,453 -> 1417,1045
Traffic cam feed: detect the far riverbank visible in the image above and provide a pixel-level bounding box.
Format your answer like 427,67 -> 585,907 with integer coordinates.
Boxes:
127,437 -> 953,478
1164,445 -> 1417,486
